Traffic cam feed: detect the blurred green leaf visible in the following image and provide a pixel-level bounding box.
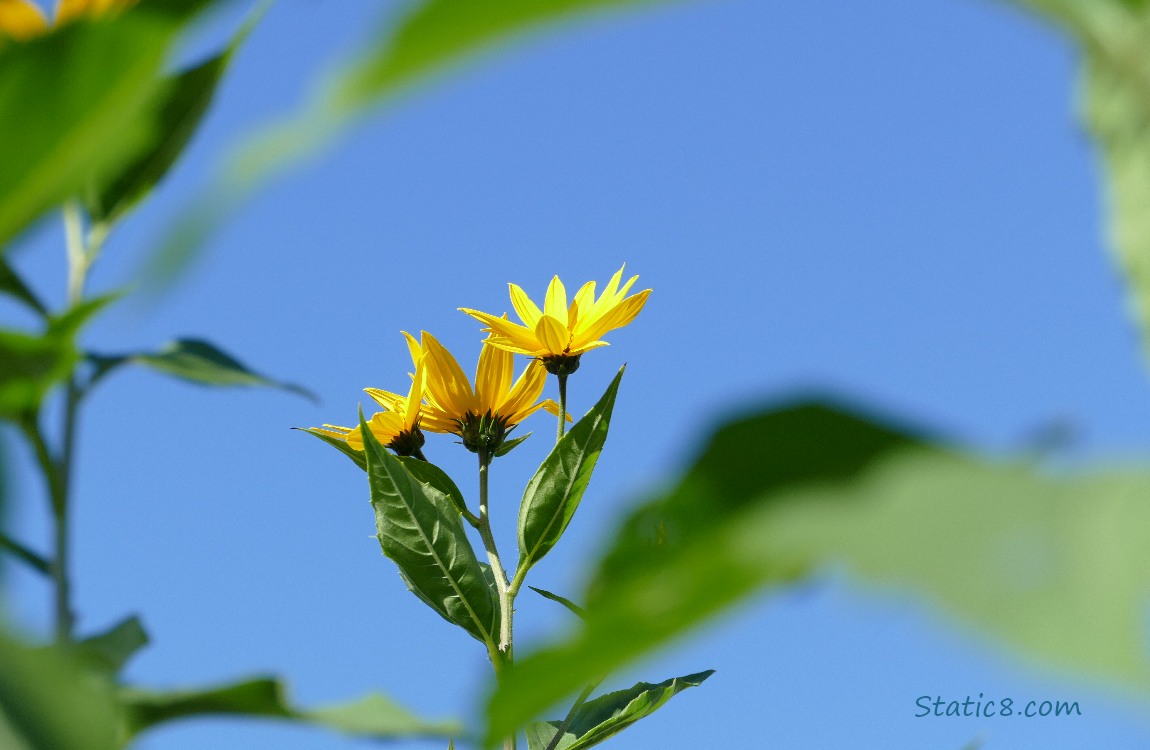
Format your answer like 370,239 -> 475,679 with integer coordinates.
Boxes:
518,367 -> 623,573
296,427 -> 368,470
77,616 -> 149,675
121,676 -> 462,740
330,0 -> 681,111
489,400 -> 1150,741
0,1 -> 224,250
0,259 -> 48,317
0,631 -> 121,750
86,2 -> 264,223
362,412 -> 498,645
0,532 -> 50,576
93,338 -> 315,399
0,295 -> 116,419
528,586 -> 585,619
149,0 -> 685,286
525,670 -> 712,750
1011,1 -> 1150,356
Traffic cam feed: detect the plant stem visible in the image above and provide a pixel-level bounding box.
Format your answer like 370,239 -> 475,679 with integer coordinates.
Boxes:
476,450 -> 518,750
555,373 -> 568,442
21,417 -> 72,643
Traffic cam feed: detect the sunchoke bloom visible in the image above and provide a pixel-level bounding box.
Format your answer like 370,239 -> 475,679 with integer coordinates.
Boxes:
416,330 -> 564,457
0,0 -> 138,39
460,264 -> 650,375
313,355 -> 427,458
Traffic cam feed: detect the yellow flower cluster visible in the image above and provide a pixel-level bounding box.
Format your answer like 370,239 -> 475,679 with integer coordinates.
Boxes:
314,266 -> 650,461
0,0 -> 137,40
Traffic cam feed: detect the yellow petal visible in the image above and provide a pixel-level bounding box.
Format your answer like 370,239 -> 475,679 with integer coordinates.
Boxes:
534,315 -> 570,356
509,283 -> 543,328
402,331 -> 422,367
573,289 -> 650,350
540,399 -> 574,422
56,0 -> 133,22
365,388 -> 405,411
404,357 -> 426,430
568,280 -> 596,331
460,308 -> 542,353
0,0 -> 48,39
422,331 -> 475,418
475,341 -> 513,414
499,359 -> 547,423
543,276 -> 569,327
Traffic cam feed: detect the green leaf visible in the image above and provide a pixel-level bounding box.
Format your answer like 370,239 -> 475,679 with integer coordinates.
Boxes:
0,1 -> 223,250
527,671 -> 713,750
0,259 -> 47,317
1010,2 -> 1150,358
528,586 -> 585,619
0,295 -> 116,419
489,399 -> 1150,742
77,615 -> 150,674
397,456 -> 470,517
362,412 -> 499,644
127,338 -> 315,399
0,631 -> 121,750
85,3 -> 263,223
120,677 -> 462,740
518,367 -> 623,572
296,427 -> 368,471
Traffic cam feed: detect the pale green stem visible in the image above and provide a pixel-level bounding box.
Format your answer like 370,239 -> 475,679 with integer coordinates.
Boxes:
476,450 -> 517,750
555,373 -> 568,443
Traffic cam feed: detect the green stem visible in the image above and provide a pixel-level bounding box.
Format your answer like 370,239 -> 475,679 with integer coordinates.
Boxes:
475,450 -> 517,750
20,416 -> 72,643
555,373 -> 568,443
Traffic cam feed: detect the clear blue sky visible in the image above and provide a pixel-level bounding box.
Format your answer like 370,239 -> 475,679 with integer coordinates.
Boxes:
5,0 -> 1150,747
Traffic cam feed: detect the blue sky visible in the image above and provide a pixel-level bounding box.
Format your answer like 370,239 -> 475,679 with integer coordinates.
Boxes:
5,0 -> 1150,747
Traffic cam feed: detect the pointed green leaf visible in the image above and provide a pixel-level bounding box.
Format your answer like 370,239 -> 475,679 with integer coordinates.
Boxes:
528,586 -> 585,619
76,615 -> 150,674
296,427 -> 368,470
131,338 -> 315,399
518,367 -> 623,571
528,671 -> 713,750
86,3 -> 263,223
362,413 -> 498,644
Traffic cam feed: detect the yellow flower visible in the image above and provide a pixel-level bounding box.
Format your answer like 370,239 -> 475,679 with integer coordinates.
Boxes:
459,265 -> 651,373
313,350 -> 427,458
0,0 -> 137,40
414,330 -> 564,456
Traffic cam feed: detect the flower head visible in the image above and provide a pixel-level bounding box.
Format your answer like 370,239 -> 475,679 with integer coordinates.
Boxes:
312,349 -> 427,458
414,330 -> 564,456
460,265 -> 650,374
0,0 -> 137,39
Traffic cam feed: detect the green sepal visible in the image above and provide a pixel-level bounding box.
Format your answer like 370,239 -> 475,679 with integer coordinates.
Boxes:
76,615 -> 149,675
494,432 -> 531,457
